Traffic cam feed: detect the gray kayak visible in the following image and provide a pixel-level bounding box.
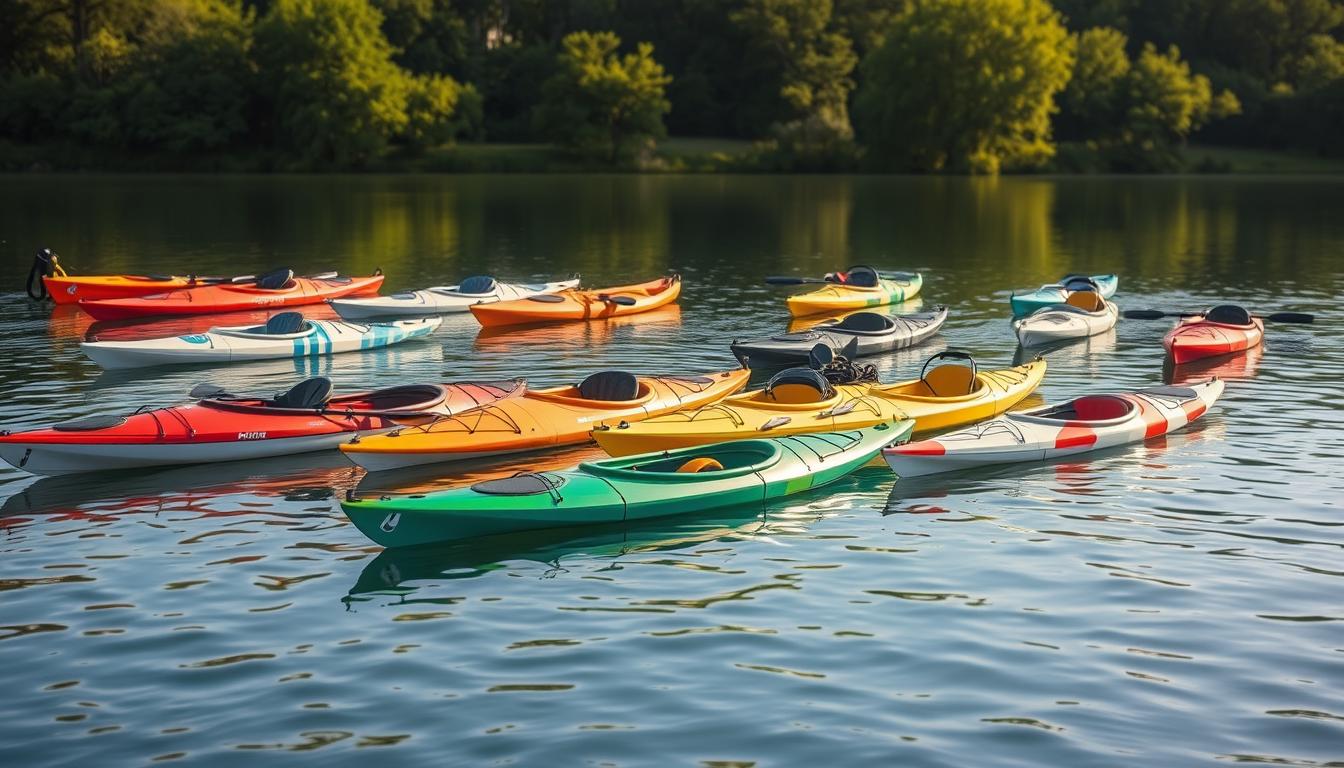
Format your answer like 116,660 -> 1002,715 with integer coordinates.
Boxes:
731,306 -> 948,364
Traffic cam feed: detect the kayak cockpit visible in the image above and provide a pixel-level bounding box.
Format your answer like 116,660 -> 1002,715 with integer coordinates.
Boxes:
211,311 -> 315,339
824,312 -> 896,336
1015,395 -> 1136,426
526,371 -> 656,407
582,440 -> 782,481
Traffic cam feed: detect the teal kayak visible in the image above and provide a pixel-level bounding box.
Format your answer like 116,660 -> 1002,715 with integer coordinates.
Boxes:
1010,274 -> 1118,317
341,420 -> 912,547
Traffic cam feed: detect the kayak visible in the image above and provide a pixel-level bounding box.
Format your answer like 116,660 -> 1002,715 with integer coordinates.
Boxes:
329,276 -> 580,320
340,367 -> 751,471
469,276 -> 681,328
883,378 -> 1223,477
1010,274 -> 1119,317
341,420 -> 910,546
1163,306 -> 1264,364
0,378 -> 522,476
787,269 -> 923,317
77,269 -> 385,320
28,248 -> 234,305
592,354 -> 1047,457
80,313 -> 441,369
1013,292 -> 1119,347
731,306 -> 948,364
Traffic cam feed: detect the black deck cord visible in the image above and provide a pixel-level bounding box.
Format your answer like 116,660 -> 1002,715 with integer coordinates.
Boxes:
817,355 -> 878,386
26,249 -> 56,300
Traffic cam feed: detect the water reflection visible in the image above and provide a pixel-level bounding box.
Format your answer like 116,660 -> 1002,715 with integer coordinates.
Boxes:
1164,341 -> 1264,384
472,304 -> 683,353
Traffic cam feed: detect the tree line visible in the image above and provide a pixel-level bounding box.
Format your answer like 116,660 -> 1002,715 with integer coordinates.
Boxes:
2,0 -> 1341,172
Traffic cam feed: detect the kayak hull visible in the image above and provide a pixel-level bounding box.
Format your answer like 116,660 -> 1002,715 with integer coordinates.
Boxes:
1163,316 -> 1264,364
731,306 -> 948,363
1013,300 -> 1119,347
469,276 -> 681,327
593,359 -> 1046,456
0,380 -> 520,476
78,274 -> 385,320
1010,274 -> 1119,317
341,368 -> 751,471
330,279 -> 580,319
884,379 -> 1223,477
80,317 -> 440,369
342,421 -> 911,546
787,273 -> 923,317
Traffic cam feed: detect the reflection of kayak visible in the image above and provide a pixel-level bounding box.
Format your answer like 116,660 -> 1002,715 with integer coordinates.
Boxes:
80,313 -> 440,369
1164,336 -> 1262,385
1163,306 -> 1264,364
469,276 -> 681,327
78,270 -> 385,320
787,270 -> 922,317
883,379 -> 1223,477
592,355 -> 1044,456
472,304 -> 683,352
731,306 -> 947,364
0,378 -> 520,475
1010,274 -> 1118,317
342,422 -> 908,547
330,276 -> 579,319
1012,292 -> 1119,347
340,368 -> 751,471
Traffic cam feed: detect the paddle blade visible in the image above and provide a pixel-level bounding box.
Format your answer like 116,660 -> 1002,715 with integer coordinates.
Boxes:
1122,309 -> 1170,319
764,276 -> 827,285
808,343 -> 834,370
1265,312 -> 1313,323
598,294 -> 637,306
527,294 -> 566,302
307,271 -> 339,280
189,383 -> 228,399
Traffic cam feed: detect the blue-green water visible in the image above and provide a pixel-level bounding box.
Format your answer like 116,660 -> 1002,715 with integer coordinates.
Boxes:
0,174 -> 1341,766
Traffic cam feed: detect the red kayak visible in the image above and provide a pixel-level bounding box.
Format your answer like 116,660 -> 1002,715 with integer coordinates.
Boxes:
0,378 -> 521,475
77,268 -> 384,320
1163,306 -> 1264,364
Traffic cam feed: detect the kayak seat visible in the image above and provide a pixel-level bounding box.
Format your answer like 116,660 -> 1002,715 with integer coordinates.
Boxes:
1205,305 -> 1252,325
1064,291 -> 1105,312
457,276 -> 497,295
578,371 -> 640,402
1072,395 -> 1135,422
922,364 -> 976,397
256,267 -> 295,290
833,312 -> 894,334
269,377 -> 333,409
677,457 -> 725,473
842,266 -> 880,288
765,368 -> 832,404
472,472 -> 565,496
265,312 -> 308,335
1062,276 -> 1098,292
52,414 -> 128,432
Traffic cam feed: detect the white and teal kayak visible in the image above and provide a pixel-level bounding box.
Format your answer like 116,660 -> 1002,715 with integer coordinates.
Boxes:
80,313 -> 441,369
1011,274 -> 1118,317
329,276 -> 580,320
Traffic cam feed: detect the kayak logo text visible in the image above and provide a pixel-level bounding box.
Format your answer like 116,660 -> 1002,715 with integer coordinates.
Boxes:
237,431 -> 267,440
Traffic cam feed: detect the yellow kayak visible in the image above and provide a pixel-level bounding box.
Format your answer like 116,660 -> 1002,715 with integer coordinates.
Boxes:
593,353 -> 1046,457
787,269 -> 923,317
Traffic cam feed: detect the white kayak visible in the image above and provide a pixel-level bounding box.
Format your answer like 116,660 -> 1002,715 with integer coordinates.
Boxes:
80,312 -> 441,369
883,378 -> 1224,477
1013,293 -> 1119,347
329,276 -> 580,319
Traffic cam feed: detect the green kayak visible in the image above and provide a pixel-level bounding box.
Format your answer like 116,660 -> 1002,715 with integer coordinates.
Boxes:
341,419 -> 912,547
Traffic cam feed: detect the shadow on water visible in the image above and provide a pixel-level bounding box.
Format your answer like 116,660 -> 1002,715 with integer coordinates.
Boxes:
1164,342 -> 1264,385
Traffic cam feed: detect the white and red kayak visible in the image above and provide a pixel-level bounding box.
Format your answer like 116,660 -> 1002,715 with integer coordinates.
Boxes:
0,378 -> 522,476
883,379 -> 1224,477
1163,306 -> 1264,364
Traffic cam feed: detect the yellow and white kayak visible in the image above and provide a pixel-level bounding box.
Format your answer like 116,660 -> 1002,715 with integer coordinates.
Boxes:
787,269 -> 923,317
593,354 -> 1046,457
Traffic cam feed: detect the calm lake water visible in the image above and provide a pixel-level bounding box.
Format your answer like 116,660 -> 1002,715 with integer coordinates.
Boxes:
0,174 -> 1341,767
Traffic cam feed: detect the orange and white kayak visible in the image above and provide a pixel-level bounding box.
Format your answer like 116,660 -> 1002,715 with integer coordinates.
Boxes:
341,367 -> 749,471
469,276 -> 681,328
884,379 -> 1224,477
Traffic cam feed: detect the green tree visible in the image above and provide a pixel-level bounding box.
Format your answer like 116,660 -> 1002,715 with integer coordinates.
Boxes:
854,0 -> 1076,173
1060,26 -> 1130,138
536,30 -> 671,163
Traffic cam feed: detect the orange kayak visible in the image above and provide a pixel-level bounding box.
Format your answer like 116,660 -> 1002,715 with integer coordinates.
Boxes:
469,276 -> 681,328
77,270 -> 384,320
341,367 -> 749,471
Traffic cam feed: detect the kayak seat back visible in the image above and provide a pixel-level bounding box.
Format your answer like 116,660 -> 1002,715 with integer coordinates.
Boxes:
52,414 -> 129,432
578,371 -> 640,402
256,267 -> 295,290
457,275 -> 497,295
842,266 -> 880,287
833,312 -> 894,335
269,377 -> 333,409
1062,275 -> 1099,292
921,364 -> 976,397
677,457 -> 725,473
1205,304 -> 1252,326
1065,291 -> 1105,312
765,368 -> 832,404
265,312 -> 308,334
471,472 -> 565,496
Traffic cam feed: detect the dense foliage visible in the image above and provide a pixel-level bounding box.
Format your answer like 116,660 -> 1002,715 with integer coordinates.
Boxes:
1,0 -> 1341,171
